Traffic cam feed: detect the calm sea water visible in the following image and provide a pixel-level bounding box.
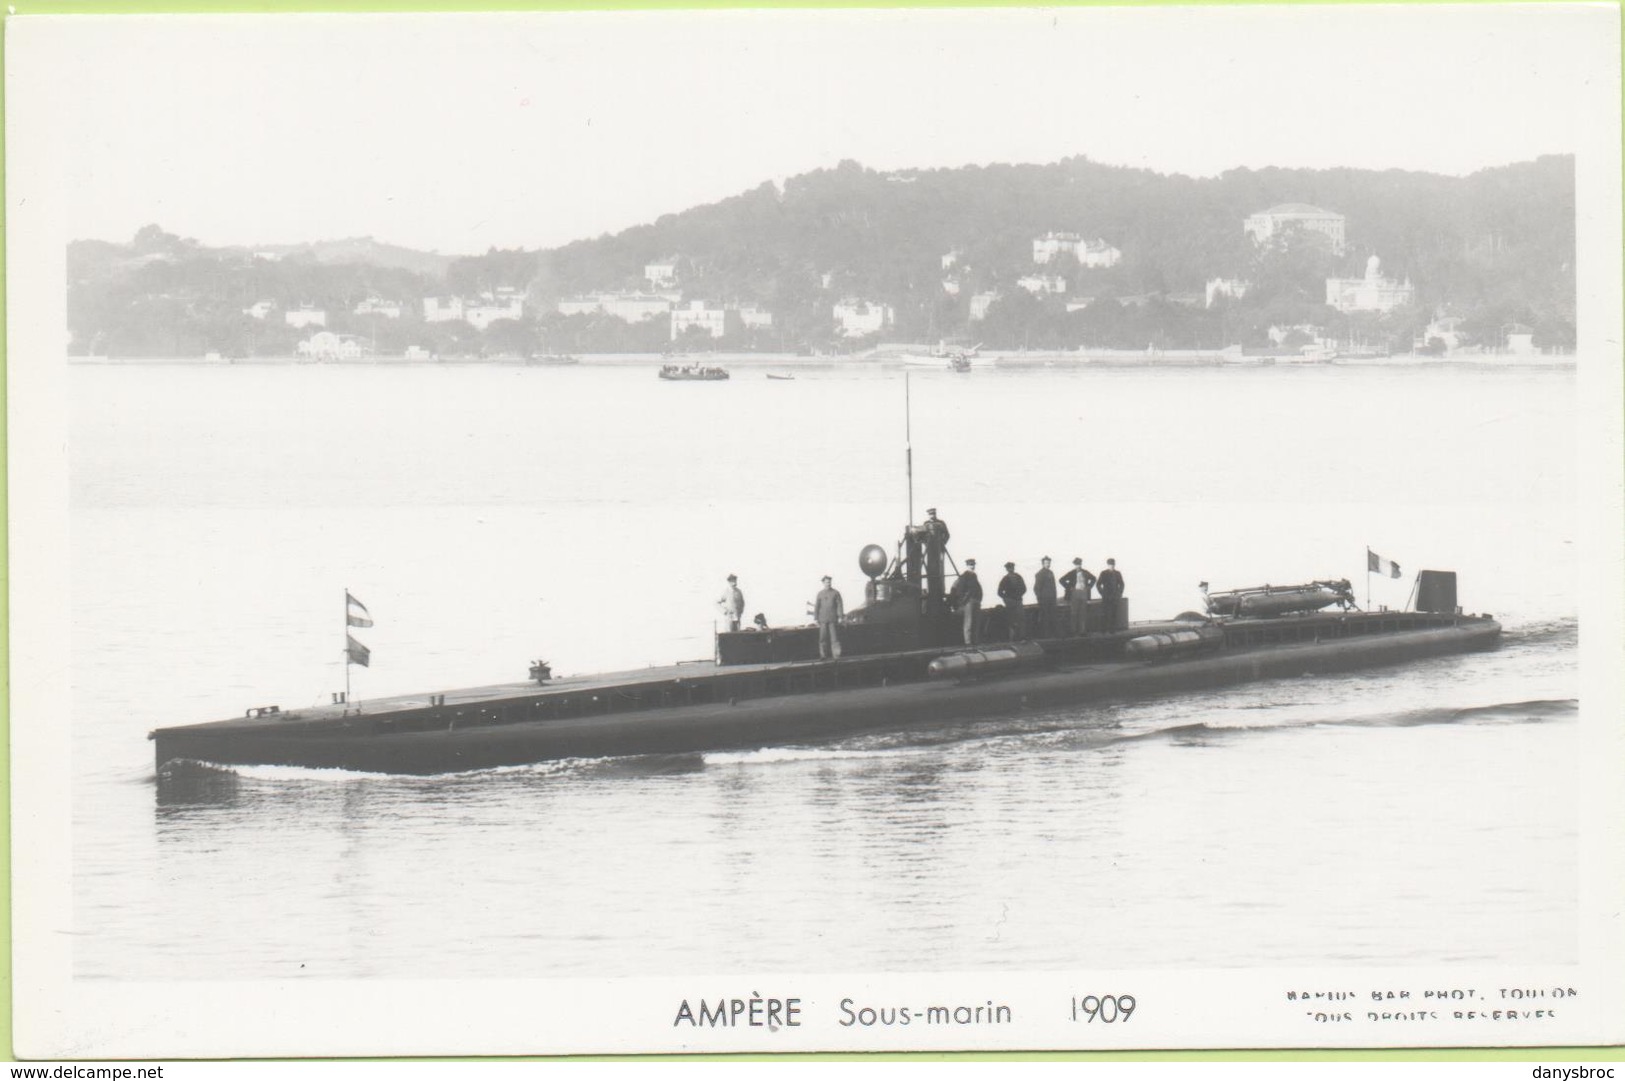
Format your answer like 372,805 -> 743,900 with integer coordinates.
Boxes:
69,358 -> 1580,980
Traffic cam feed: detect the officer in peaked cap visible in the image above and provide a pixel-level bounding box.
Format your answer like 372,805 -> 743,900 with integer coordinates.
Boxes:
717,574 -> 744,633
814,575 -> 844,659
1061,557 -> 1097,636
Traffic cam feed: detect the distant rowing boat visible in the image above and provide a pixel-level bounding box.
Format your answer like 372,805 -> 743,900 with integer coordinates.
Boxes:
766,373 -> 796,381
659,363 -> 730,381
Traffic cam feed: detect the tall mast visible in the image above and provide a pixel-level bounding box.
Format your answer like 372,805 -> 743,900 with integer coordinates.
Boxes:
905,371 -> 914,525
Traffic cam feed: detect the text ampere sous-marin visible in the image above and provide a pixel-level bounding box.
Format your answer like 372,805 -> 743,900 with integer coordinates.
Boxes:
670,996 -> 1015,1028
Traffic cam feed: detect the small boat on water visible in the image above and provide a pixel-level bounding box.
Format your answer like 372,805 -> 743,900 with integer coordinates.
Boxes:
901,342 -> 986,372
527,353 -> 580,366
659,363 -> 730,381
150,515 -> 1498,778
766,373 -> 796,381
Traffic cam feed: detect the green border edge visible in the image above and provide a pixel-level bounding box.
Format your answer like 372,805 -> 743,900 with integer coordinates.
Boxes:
2,0 -> 1620,1067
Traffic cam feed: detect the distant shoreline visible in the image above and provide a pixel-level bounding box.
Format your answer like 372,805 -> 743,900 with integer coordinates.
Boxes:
66,349 -> 1579,369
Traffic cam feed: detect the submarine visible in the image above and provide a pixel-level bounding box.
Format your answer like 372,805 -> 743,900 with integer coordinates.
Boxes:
148,515 -> 1501,777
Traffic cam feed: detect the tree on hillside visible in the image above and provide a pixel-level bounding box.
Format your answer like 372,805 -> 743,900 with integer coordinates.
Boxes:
448,247 -> 541,296
483,317 -> 537,356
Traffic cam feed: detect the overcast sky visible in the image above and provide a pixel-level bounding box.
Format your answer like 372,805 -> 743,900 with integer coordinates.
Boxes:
8,4 -> 1614,255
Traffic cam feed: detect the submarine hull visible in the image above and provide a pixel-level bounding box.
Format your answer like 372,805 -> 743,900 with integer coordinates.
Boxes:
152,613 -> 1501,777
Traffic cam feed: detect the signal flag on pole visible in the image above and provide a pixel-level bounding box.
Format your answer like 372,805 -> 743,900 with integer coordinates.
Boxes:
1367,549 -> 1402,579
346,591 -> 374,627
345,634 -> 371,668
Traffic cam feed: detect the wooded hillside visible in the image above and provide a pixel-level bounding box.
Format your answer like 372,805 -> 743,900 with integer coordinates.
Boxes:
68,155 -> 1575,356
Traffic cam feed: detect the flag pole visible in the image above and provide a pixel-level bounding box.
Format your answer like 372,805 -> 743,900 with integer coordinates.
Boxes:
344,587 -> 351,708
1364,549 -> 1370,612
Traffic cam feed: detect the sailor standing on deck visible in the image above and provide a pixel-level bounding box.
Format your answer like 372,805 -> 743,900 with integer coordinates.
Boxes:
717,574 -> 745,633
1033,556 -> 1058,637
1097,558 -> 1125,630
1061,557 -> 1096,636
922,508 -> 951,612
924,507 -> 950,545
948,558 -> 983,645
815,575 -> 845,659
998,561 -> 1028,641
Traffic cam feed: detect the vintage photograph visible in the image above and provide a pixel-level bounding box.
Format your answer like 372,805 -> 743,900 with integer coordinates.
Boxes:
8,3 -> 1623,1059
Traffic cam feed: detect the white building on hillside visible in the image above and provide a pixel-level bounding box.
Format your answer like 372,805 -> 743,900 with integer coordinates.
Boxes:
243,300 -> 275,320
354,297 -> 402,319
1505,323 -> 1536,355
833,298 -> 893,338
735,305 -> 774,330
1326,255 -> 1414,313
603,294 -> 672,321
296,331 -> 368,360
555,297 -> 599,317
1245,203 -> 1347,254
1017,274 -> 1067,295
1420,315 -> 1465,351
671,300 -> 727,340
1032,232 -> 1083,264
556,293 -> 674,322
465,289 -> 524,330
284,306 -> 326,329
969,291 -> 1001,322
645,258 -> 679,289
1205,278 -> 1251,307
1268,323 -> 1326,345
1078,239 -> 1122,268
423,296 -> 465,323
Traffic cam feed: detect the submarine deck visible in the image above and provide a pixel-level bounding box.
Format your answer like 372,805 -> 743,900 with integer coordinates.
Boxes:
152,610 -> 1497,768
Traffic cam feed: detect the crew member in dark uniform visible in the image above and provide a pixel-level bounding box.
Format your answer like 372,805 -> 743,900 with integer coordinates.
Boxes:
922,507 -> 951,616
1060,557 -> 1096,635
1097,557 -> 1125,631
1033,556 -> 1058,637
947,558 -> 982,645
997,561 -> 1027,641
924,507 -> 950,544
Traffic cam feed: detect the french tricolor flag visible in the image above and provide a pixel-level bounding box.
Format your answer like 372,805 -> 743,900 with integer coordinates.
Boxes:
1367,549 -> 1402,579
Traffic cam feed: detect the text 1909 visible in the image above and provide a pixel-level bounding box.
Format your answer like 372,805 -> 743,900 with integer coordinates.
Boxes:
1071,995 -> 1136,1023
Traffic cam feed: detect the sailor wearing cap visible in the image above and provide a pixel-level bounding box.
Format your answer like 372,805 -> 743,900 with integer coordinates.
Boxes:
1097,557 -> 1125,631
815,575 -> 845,660
947,558 -> 983,645
717,574 -> 745,633
921,507 -> 952,614
1034,556 -> 1059,637
1060,557 -> 1097,636
924,507 -> 950,543
997,561 -> 1028,641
